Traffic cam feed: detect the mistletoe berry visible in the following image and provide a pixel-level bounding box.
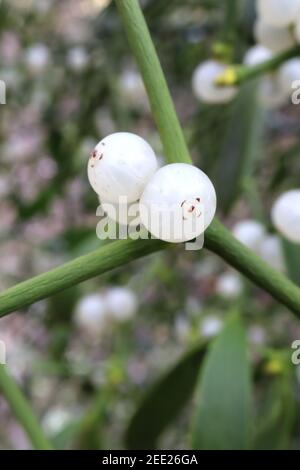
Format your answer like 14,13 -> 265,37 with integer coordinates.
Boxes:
139,163 -> 217,243
88,132 -> 158,203
192,60 -> 237,104
278,59 -> 300,95
254,19 -> 295,53
256,0 -> 300,28
74,294 -> 109,337
232,220 -> 265,252
271,189 -> 300,243
105,287 -> 137,322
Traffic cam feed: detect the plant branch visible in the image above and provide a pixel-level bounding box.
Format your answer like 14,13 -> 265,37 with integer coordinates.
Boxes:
115,0 -> 191,164
215,45 -> 300,86
0,238 -> 166,318
0,365 -> 53,449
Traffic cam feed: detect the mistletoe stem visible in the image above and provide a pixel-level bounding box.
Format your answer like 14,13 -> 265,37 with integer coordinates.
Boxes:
0,365 -> 53,449
215,46 -> 300,86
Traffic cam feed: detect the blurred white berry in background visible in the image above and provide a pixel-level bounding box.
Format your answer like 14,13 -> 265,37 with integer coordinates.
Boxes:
256,0 -> 300,27
278,59 -> 300,96
254,19 -> 295,53
243,44 -> 287,108
42,407 -> 73,436
74,293 -> 109,336
88,132 -> 158,203
200,315 -> 223,338
119,68 -> 149,111
258,235 -> 285,271
271,189 -> 300,243
258,74 -> 288,108
243,44 -> 273,66
248,324 -> 267,345
232,219 -> 266,252
215,271 -> 243,299
67,46 -> 88,72
25,43 -> 50,74
139,163 -> 217,243
192,60 -> 237,104
105,287 -> 137,322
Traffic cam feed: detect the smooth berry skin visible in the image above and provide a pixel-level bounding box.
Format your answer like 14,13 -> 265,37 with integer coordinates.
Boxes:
192,60 -> 237,104
257,0 -> 300,27
216,272 -> 242,299
258,235 -> 285,272
271,190 -> 300,243
105,287 -> 137,322
139,163 -> 217,243
254,19 -> 295,53
88,132 -> 158,203
232,220 -> 266,252
74,294 -> 109,336
243,45 -> 272,67
279,59 -> 300,95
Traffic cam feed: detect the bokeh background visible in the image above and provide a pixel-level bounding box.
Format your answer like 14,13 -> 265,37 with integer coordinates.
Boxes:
1,0 -> 300,450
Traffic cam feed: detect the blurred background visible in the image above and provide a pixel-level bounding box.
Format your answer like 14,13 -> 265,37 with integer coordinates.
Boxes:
1,0 -> 300,450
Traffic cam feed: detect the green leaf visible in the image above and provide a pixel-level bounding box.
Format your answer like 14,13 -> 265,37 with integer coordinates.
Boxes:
254,372 -> 295,450
125,342 -> 207,449
191,314 -> 251,450
215,81 -> 264,213
281,238 -> 300,286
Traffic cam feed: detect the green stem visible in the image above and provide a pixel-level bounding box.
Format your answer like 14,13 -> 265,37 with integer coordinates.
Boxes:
0,365 -> 53,449
0,221 -> 299,317
216,46 -> 300,86
0,238 -> 166,318
205,220 -> 300,315
115,0 -> 191,164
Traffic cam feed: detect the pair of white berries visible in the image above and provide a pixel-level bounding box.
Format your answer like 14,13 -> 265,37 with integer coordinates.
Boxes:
74,287 -> 137,337
88,132 -> 217,243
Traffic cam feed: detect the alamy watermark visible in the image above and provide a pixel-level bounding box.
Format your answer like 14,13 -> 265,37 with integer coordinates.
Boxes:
291,81 -> 300,105
291,340 -> 300,365
95,196 -> 205,251
0,79 -> 6,104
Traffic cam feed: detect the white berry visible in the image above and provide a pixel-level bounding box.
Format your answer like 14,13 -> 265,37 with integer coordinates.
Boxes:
243,44 -> 273,66
243,44 -> 287,108
119,68 -> 149,111
105,287 -> 137,322
271,189 -> 300,243
67,47 -> 88,72
254,19 -> 295,53
200,316 -> 223,338
88,132 -> 158,203
258,235 -> 285,271
99,195 -> 140,227
139,163 -> 217,243
216,271 -> 243,299
74,294 -> 109,336
278,59 -> 300,95
25,43 -> 50,73
232,219 -> 266,252
256,0 -> 300,27
192,60 -> 237,104
259,74 -> 288,108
